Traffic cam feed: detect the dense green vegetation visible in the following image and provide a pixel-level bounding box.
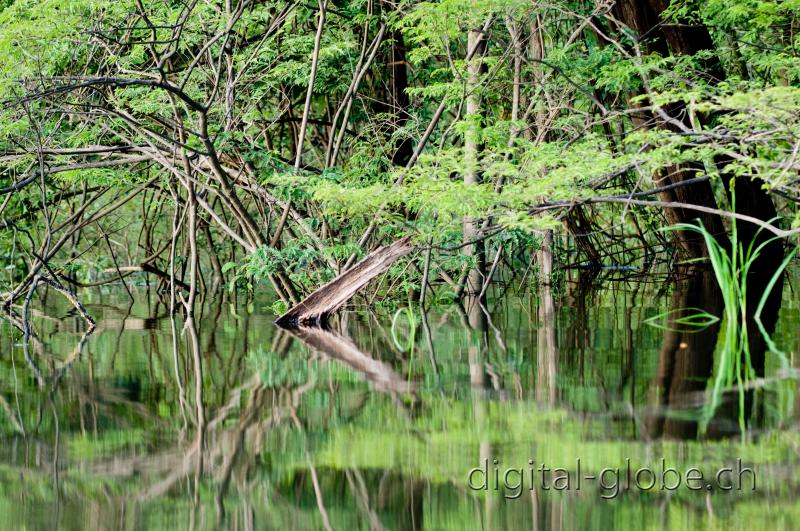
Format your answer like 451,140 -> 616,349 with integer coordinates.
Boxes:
1,0 -> 799,306
1,0 -> 800,528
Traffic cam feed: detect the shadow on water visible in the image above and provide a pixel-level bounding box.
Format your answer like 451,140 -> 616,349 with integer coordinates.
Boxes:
0,260 -> 798,529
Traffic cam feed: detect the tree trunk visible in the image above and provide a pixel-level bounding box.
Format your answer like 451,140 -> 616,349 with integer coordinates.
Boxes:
463,28 -> 488,300
616,0 -> 786,436
389,29 -> 413,166
275,236 -> 413,326
612,0 -> 726,257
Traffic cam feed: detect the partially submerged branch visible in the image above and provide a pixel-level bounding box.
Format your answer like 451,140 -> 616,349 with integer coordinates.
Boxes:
276,237 -> 413,326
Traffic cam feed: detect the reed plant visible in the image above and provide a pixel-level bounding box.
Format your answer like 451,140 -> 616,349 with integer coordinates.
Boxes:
666,217 -> 797,434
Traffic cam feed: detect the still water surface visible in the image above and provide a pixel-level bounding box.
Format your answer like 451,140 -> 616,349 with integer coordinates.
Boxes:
1,270 -> 799,530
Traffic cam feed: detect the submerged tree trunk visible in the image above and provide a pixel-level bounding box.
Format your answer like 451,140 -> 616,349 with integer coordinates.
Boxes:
536,271 -> 557,403
647,262 -> 783,439
647,268 -> 723,439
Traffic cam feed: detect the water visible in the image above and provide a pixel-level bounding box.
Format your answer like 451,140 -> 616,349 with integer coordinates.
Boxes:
1,270 -> 799,530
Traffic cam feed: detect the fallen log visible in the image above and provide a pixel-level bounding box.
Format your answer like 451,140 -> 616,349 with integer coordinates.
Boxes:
275,236 -> 413,326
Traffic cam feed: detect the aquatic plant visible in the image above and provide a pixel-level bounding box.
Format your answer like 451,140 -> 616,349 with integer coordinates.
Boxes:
666,217 -> 798,434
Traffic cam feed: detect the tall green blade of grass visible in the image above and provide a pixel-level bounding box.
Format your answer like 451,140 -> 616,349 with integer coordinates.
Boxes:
665,213 -> 795,436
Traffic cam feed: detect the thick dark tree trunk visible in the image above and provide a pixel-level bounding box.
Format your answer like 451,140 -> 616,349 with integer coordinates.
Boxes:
614,0 -> 780,257
389,29 -> 413,166
616,0 -> 786,437
647,268 -> 723,439
639,0 -> 785,360
612,0 -> 726,256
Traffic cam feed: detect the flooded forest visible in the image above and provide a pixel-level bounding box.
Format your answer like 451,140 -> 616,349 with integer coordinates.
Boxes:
1,0 -> 800,529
